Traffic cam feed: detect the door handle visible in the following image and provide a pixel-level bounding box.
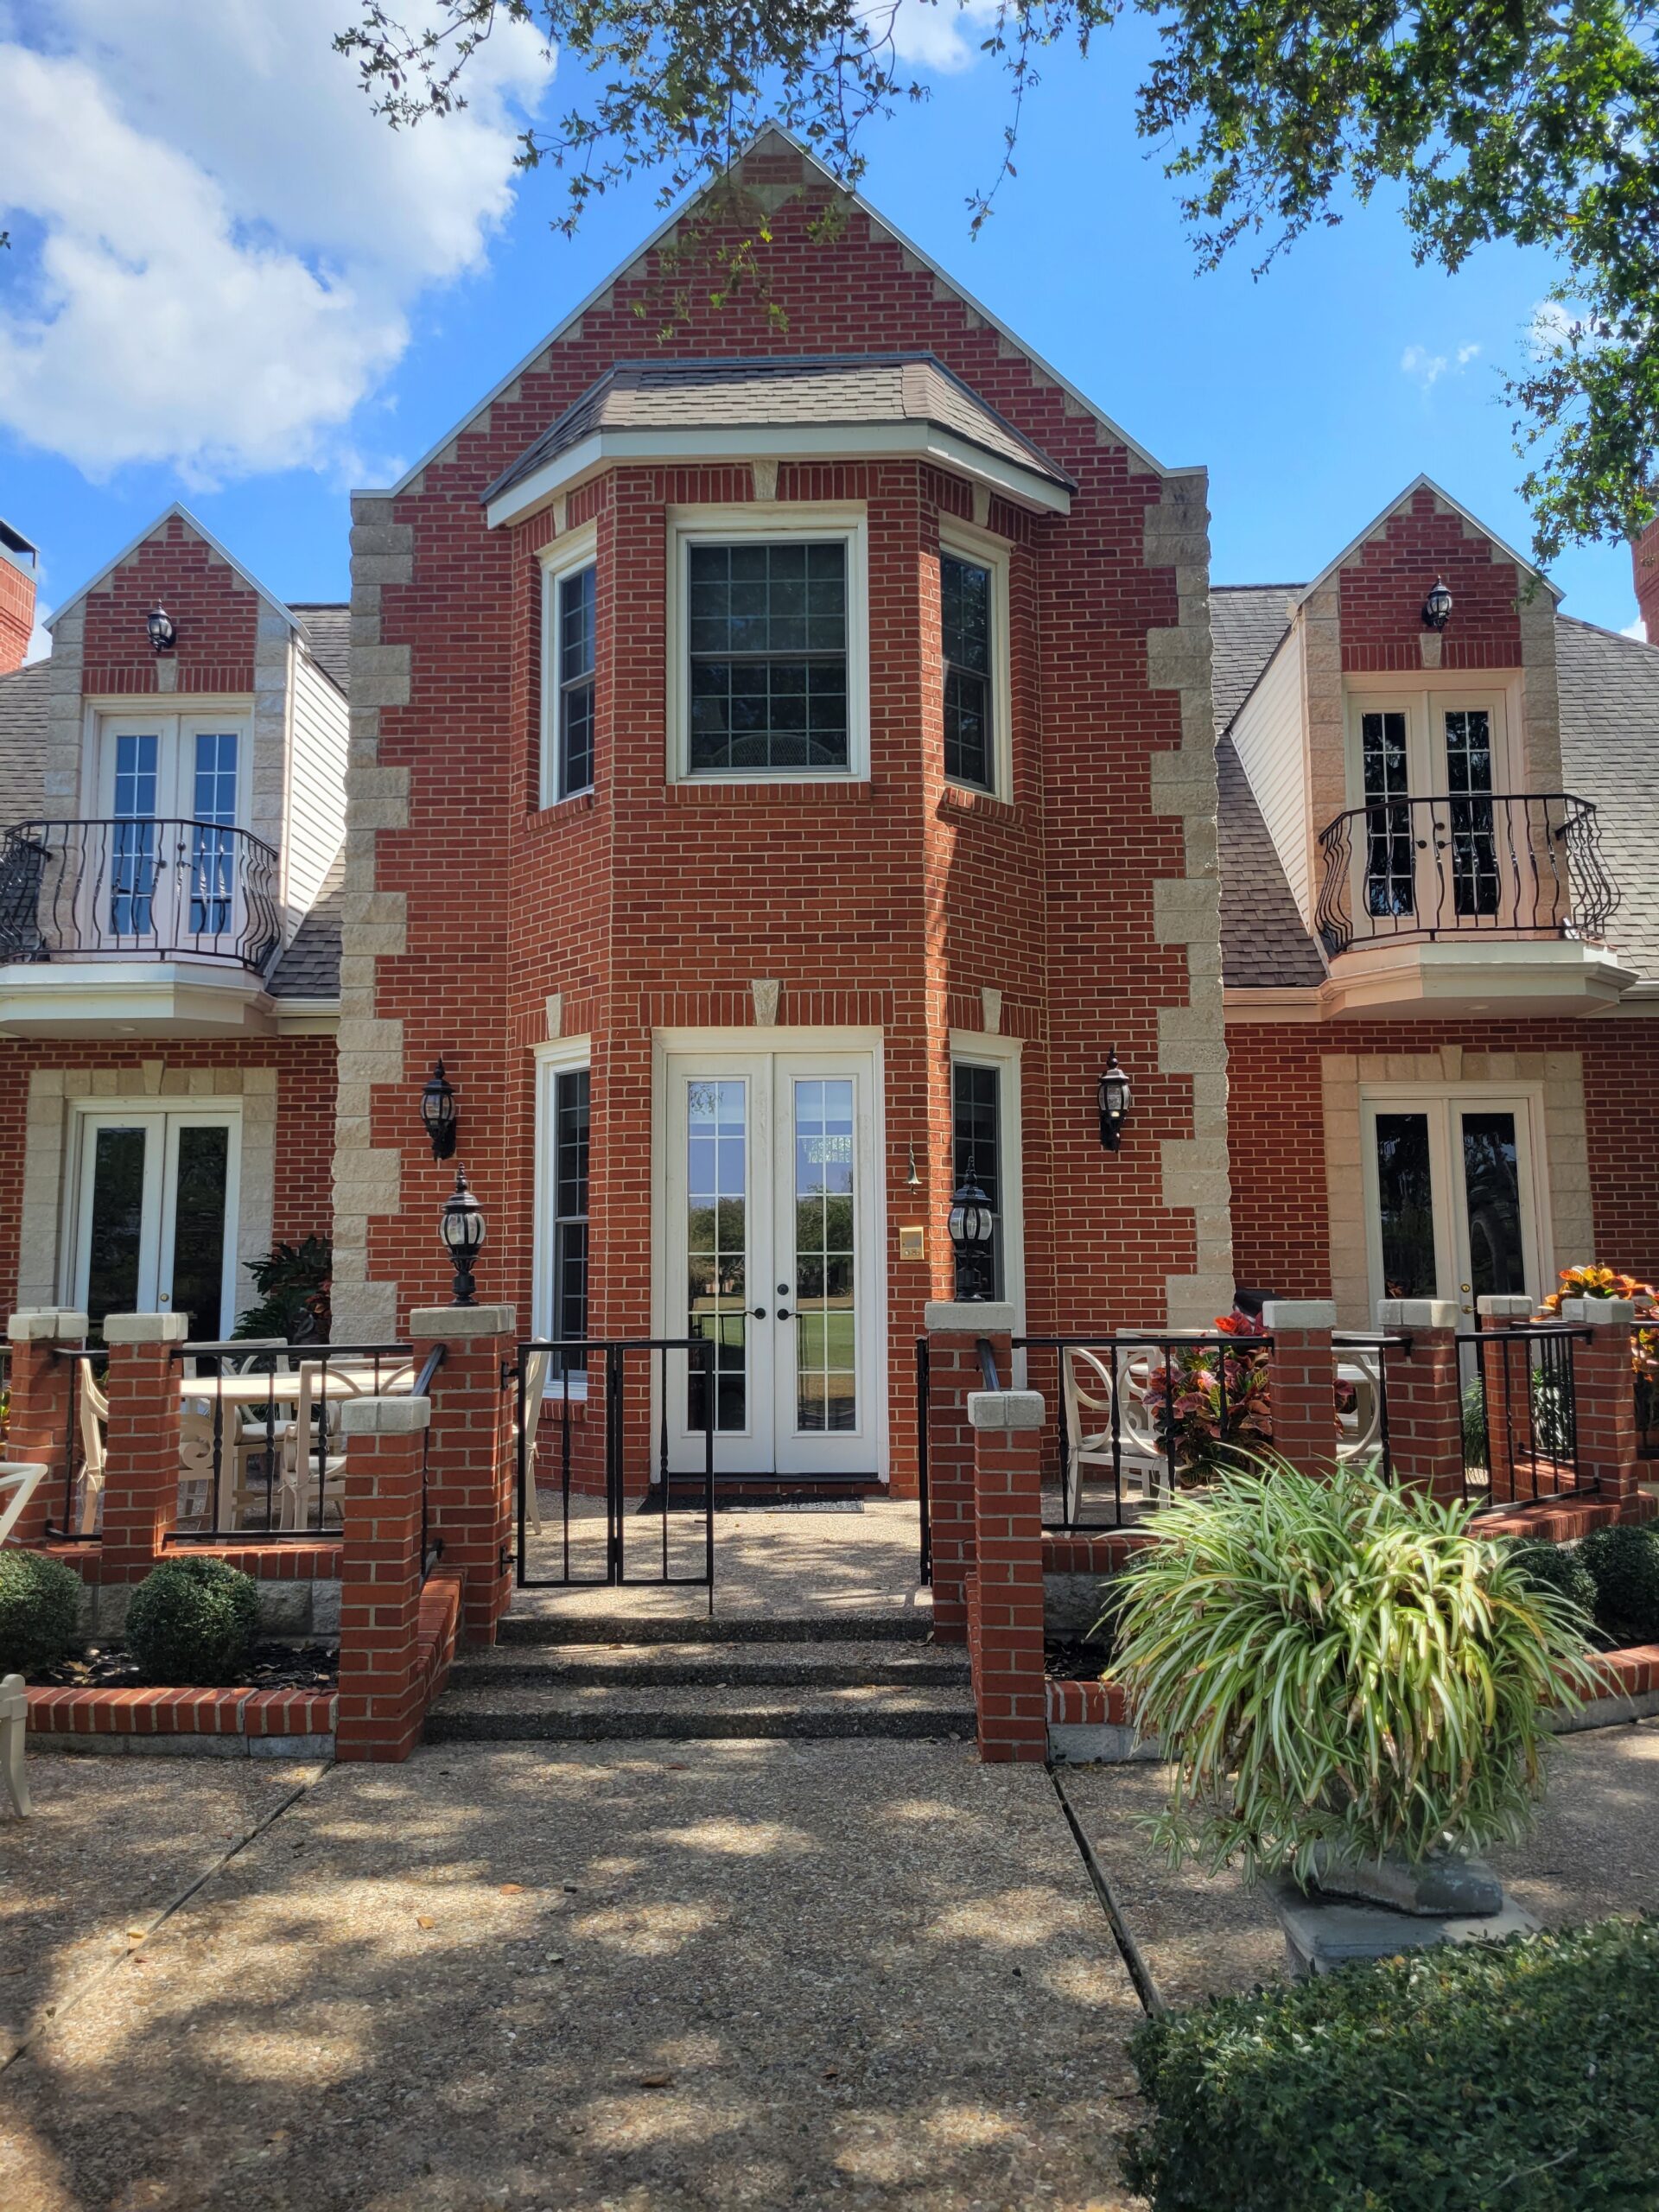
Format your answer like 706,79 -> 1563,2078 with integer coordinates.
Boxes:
751,1307 -> 766,1320
776,1308 -> 792,1321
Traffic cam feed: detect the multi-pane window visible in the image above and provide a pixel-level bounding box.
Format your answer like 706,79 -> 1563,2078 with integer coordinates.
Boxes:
110,732 -> 160,936
941,554 -> 993,789
687,540 -> 849,772
555,566 -> 595,798
189,731 -> 239,934
552,1068 -> 590,1375
1444,707 -> 1498,917
951,1061 -> 1003,1300
1360,709 -> 1414,919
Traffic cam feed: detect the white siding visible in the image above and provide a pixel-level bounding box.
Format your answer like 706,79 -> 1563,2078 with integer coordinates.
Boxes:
1230,628 -> 1311,925
283,646 -> 347,932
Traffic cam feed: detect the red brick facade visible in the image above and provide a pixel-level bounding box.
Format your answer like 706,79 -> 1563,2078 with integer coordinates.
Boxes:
0,546 -> 34,677
79,514 -> 261,696
1338,486 -> 1525,674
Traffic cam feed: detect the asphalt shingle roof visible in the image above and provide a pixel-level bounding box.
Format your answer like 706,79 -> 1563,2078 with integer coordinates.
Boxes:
0,660 -> 54,830
1556,615 -> 1659,976
290,603 -> 351,696
484,354 -> 1076,505
269,847 -> 343,999
1216,733 -> 1326,988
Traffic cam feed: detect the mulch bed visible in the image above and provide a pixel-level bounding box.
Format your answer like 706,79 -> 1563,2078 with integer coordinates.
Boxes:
1045,1637 -> 1114,1681
30,1642 -> 339,1693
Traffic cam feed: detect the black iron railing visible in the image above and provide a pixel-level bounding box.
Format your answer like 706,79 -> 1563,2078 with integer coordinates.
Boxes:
414,1344 -> 447,1579
0,817 -> 281,971
168,1342 -> 417,1541
1315,792 -> 1618,957
514,1338 -> 715,1605
1458,1325 -> 1592,1510
915,1338 -> 931,1586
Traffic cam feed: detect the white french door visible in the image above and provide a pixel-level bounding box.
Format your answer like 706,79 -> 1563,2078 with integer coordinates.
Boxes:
69,1109 -> 240,1342
661,1050 -> 881,1478
92,714 -> 249,955
1347,691 -> 1520,933
1361,1092 -> 1546,1322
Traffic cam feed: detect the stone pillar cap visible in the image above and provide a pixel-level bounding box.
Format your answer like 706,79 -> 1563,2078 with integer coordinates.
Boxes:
103,1311 -> 189,1344
408,1304 -> 517,1340
1262,1300 -> 1337,1332
1476,1294 -> 1536,1319
1560,1297 -> 1638,1325
966,1389 -> 1046,1431
1376,1298 -> 1461,1331
924,1300 -> 1015,1335
340,1395 -> 432,1434
8,1308 -> 88,1343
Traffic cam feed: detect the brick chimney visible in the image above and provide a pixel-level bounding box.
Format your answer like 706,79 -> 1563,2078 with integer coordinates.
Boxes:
0,520 -> 39,675
1636,518 -> 1659,641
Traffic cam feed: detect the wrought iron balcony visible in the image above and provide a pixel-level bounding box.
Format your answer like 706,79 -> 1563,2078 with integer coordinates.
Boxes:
1315,793 -> 1619,958
0,819 -> 281,974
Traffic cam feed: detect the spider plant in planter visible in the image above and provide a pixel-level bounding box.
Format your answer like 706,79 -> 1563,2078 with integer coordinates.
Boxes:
1109,1459 -> 1599,1898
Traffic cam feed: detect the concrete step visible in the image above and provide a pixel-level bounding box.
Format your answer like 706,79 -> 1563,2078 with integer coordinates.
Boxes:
424,1679 -> 976,1743
497,1606 -> 936,1648
448,1640 -> 971,1691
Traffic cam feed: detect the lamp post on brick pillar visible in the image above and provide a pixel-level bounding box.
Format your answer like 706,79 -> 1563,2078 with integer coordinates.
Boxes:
1376,1300 -> 1465,1501
408,1304 -> 516,1645
923,1300 -> 1014,1645
1560,1298 -> 1642,1505
965,1386 -> 1048,1763
335,1395 -> 429,1763
1476,1294 -> 1535,1505
1262,1301 -> 1338,1473
5,1311 -> 87,1545
99,1313 -> 188,1580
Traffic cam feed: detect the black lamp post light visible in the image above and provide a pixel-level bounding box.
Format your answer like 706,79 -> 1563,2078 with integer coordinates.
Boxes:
440,1168 -> 486,1306
420,1059 -> 459,1160
145,605 -> 176,652
1421,578 -> 1454,632
948,1177 -> 995,1303
1097,1051 -> 1132,1151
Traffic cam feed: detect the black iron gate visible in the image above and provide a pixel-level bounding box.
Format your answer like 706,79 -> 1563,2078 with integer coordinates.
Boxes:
513,1338 -> 715,1605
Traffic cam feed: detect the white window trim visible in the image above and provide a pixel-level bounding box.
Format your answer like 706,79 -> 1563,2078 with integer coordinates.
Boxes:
938,524 -> 1013,801
538,527 -> 599,809
1342,679 -> 1522,809
664,504 -> 870,785
81,704 -> 253,828
947,1029 -> 1026,1332
532,1036 -> 594,1395
60,1099 -> 245,1338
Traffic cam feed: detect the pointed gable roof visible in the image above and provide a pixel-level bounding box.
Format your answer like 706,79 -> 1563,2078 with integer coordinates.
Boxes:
370,124 -> 1178,500
43,502 -> 303,636
1293,474 -> 1560,607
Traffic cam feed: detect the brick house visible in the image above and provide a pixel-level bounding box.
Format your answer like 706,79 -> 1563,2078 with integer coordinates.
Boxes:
0,506 -> 345,1339
3,133 -> 1657,1505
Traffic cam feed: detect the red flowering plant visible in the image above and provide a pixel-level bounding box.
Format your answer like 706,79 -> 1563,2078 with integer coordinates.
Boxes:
1141,1308 -> 1274,1484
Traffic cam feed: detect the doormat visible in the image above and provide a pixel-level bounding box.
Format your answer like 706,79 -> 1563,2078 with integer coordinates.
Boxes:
717,1498 -> 866,1514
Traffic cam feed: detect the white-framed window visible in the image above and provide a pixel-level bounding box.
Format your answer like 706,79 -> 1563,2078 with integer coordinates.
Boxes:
62,1103 -> 242,1341
938,528 -> 1011,797
539,530 -> 598,807
947,1030 -> 1025,1323
666,506 -> 870,782
533,1038 -> 593,1392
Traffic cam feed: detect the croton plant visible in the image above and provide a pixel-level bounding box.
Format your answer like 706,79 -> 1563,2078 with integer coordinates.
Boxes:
1541,1263 -> 1658,1383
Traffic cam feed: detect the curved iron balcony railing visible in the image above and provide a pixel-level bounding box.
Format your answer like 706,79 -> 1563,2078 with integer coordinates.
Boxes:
1315,792 -> 1619,958
0,819 -> 282,974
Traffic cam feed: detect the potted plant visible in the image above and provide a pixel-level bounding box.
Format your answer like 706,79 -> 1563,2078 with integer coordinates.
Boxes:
1109,1459 -> 1597,1910
1139,1307 -> 1273,1484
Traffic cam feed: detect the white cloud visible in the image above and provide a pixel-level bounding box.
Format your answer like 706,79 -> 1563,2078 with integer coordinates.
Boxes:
1623,616 -> 1649,642
1529,299 -> 1583,356
24,601 -> 51,664
1401,340 -> 1482,391
873,0 -> 999,73
0,2 -> 555,483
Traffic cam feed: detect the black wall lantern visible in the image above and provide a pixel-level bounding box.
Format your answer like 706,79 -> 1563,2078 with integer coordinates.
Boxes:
420,1059 -> 458,1160
145,605 -> 176,652
440,1167 -> 486,1306
947,1177 -> 995,1302
1421,578 -> 1453,632
1097,1051 -> 1132,1151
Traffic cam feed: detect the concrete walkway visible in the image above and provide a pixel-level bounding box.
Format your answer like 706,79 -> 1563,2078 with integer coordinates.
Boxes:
1,1743 -> 1144,2212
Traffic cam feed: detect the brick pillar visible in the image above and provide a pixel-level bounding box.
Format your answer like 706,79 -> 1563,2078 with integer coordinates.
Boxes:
1560,1298 -> 1641,1505
409,1305 -> 516,1646
1376,1299 -> 1465,1501
5,1309 -> 87,1545
967,1386 -> 1048,1763
99,1313 -> 187,1580
1262,1301 -> 1338,1473
924,1301 -> 1014,1646
1476,1295 -> 1534,1503
335,1396 -> 429,1763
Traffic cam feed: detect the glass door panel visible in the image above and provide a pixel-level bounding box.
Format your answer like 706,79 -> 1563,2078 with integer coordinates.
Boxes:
1372,1112 -> 1440,1300
162,1123 -> 232,1338
1364,1096 -> 1541,1321
1457,1109 -> 1528,1301
72,1111 -> 237,1342
1443,708 -> 1499,919
791,1078 -> 857,1434
1360,710 -> 1414,922
80,1124 -> 156,1339
684,1077 -> 751,1435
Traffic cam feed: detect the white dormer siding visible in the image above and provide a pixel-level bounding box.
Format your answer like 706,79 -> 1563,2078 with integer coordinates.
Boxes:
283,642 -> 347,937
1230,622 -> 1313,929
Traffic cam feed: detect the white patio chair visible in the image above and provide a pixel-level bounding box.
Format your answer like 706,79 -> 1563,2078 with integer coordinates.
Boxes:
1,1672 -> 29,1818
1061,1345 -> 1171,1518
76,1365 -> 109,1537
1336,1351 -> 1383,1465
0,1462 -> 48,1548
518,1347 -> 555,1536
276,1361 -> 349,1531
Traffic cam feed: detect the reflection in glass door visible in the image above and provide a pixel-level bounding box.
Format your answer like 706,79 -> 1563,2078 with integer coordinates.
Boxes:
684,1078 -> 752,1435
73,1111 -> 238,1340
791,1079 -> 857,1434
1365,1096 -> 1540,1320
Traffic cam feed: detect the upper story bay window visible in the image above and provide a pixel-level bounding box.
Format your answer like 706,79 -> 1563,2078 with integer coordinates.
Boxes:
670,512 -> 869,783
540,531 -> 597,806
939,533 -> 1011,799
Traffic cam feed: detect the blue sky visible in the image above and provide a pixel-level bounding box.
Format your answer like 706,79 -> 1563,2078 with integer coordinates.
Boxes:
0,2 -> 1643,638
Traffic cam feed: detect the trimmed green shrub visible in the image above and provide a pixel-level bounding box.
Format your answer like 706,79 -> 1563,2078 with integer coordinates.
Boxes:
1578,1521 -> 1659,1645
1109,1460 -> 1598,1881
1123,1916 -> 1659,2212
124,1556 -> 258,1685
1507,1535 -> 1599,1624
0,1548 -> 82,1675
